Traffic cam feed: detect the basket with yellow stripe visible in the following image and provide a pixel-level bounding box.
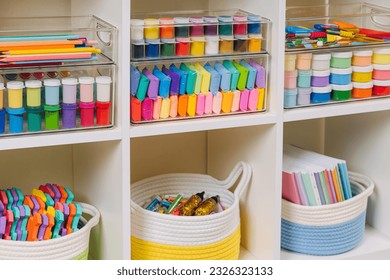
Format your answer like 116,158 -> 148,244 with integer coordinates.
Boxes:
131,161 -> 251,260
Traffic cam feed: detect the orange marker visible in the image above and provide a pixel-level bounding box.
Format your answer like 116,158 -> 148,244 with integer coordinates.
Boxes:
27,212 -> 42,241
131,97 -> 142,122
178,94 -> 188,117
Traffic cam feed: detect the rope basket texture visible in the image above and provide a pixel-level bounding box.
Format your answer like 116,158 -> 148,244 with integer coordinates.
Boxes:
131,161 -> 252,260
281,172 -> 374,256
0,202 -> 100,260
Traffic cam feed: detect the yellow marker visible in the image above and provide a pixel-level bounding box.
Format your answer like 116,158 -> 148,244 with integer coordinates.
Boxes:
186,64 -> 202,94
2,47 -> 101,55
31,189 -> 47,203
160,98 -> 170,119
257,88 -> 266,110
169,95 -> 178,118
221,91 -> 233,113
194,63 -> 211,94
187,94 -> 197,116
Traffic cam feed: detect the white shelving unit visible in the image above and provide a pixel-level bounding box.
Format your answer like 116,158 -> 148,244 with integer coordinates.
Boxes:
1,0 -> 389,260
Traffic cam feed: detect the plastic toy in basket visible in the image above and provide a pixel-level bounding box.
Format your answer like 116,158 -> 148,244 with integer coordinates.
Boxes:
131,161 -> 252,260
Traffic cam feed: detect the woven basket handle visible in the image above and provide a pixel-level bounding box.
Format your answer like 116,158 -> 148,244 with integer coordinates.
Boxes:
218,161 -> 252,199
77,202 -> 100,229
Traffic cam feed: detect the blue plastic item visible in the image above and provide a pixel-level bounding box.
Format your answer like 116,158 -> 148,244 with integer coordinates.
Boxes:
240,60 -> 257,89
214,61 -> 231,92
223,60 -> 240,91
169,64 -> 188,95
203,63 -> 221,95
0,108 -> 5,133
153,66 -> 172,98
162,65 -> 180,95
7,107 -> 25,133
297,70 -> 312,88
284,88 -> 297,107
145,40 -> 160,58
179,63 -> 196,94
130,65 -> 141,96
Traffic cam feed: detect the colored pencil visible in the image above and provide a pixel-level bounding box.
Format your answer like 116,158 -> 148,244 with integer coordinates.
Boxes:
1,47 -> 101,55
0,52 -> 92,62
0,44 -> 77,51
0,34 -> 80,42
0,40 -> 84,48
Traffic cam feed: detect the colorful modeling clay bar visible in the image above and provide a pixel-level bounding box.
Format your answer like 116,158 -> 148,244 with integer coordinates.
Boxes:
143,192 -> 225,216
131,13 -> 265,59
0,184 -> 81,241
285,21 -> 390,50
0,75 -> 112,134
131,59 -> 266,122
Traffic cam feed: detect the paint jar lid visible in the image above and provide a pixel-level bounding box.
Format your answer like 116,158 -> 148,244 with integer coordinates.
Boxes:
332,83 -> 353,91
373,79 -> 390,86
7,81 -> 24,90
353,81 -> 374,89
7,107 -> 25,115
373,64 -> 390,70
174,17 -> 190,24
95,76 -> 112,84
96,101 -> 111,108
332,51 -> 353,58
218,16 -> 233,22
144,18 -> 159,25
297,87 -> 312,94
79,102 -> 95,109
297,53 -> 312,59
44,104 -> 61,111
191,37 -> 206,42
44,79 -> 61,87
298,70 -> 312,76
248,15 -> 262,22
159,18 -> 174,25
189,16 -> 203,23
25,80 -> 42,88
312,85 -> 332,93
203,16 -> 218,23
352,65 -> 373,72
353,50 -> 373,56
27,106 -> 43,113
176,37 -> 191,42
220,35 -> 234,41
313,53 -> 331,60
131,19 -> 144,26
284,88 -> 298,95
233,15 -> 247,21
161,38 -> 176,44
61,103 -> 78,110
249,34 -> 262,39
78,76 -> 95,85
330,67 -> 352,74
205,35 -> 220,41
312,69 -> 331,77
285,70 -> 298,77
62,78 -> 78,86
374,48 -> 390,55
0,83 -> 4,90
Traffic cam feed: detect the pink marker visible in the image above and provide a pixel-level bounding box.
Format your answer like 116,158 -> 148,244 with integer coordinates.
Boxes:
248,88 -> 259,111
204,92 -> 213,114
212,92 -> 222,114
142,98 -> 153,121
239,89 -> 249,111
169,95 -> 178,118
196,94 -> 205,116
153,97 -> 162,120
231,90 -> 241,112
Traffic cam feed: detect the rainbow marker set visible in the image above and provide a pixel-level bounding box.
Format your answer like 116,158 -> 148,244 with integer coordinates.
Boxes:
130,58 -> 267,122
0,184 -> 81,241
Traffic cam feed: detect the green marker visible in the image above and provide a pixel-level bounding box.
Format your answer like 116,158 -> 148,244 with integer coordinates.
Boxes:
165,193 -> 183,214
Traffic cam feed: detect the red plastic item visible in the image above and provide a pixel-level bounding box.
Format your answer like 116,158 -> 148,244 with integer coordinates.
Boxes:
176,40 -> 190,56
131,97 -> 142,122
79,102 -> 95,127
373,85 -> 390,96
96,101 -> 111,125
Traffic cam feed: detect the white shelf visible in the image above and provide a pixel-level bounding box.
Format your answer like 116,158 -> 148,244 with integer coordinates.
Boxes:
281,225 -> 390,260
239,246 -> 257,260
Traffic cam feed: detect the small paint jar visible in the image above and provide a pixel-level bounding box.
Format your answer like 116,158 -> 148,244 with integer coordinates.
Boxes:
352,81 -> 373,98
233,15 -> 247,36
161,39 -> 176,56
219,36 -> 234,54
205,36 -> 219,55
96,101 -> 111,125
297,87 -> 312,105
332,83 -> 352,101
234,38 -> 248,52
7,107 -> 25,133
0,108 -> 5,134
311,70 -> 330,87
248,35 -> 261,52
372,49 -> 390,64
352,65 -> 373,83
296,53 -> 312,70
297,70 -> 312,88
44,79 -> 60,105
372,64 -> 390,80
203,16 -> 218,36
176,38 -> 190,56
373,80 -> 390,96
79,102 -> 95,127
248,15 -> 261,35
131,41 -> 145,59
352,50 -> 373,67
62,78 -> 78,104
44,104 -> 60,130
311,85 -> 332,103
159,18 -> 174,39
7,81 -> 24,109
284,70 -> 297,89
312,53 -> 331,71
25,80 -> 42,107
145,40 -> 160,58
79,76 -> 95,103
27,106 -> 43,132
95,76 -> 112,102
285,54 -> 297,72
189,17 -> 204,37
218,16 -> 233,36
61,103 -> 78,128
330,67 -> 352,85
330,52 -> 352,69
284,88 -> 297,107
130,19 -> 144,41
190,37 -> 205,56
174,17 -> 190,38
144,18 -> 159,40
0,83 -> 4,110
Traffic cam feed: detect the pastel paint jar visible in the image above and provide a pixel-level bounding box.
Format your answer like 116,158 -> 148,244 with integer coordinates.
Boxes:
7,107 -> 25,133
78,76 -> 95,103
330,52 -> 352,69
219,36 -> 234,54
373,80 -> 390,96
330,67 -> 352,85
247,15 -> 261,35
372,64 -> 390,80
0,83 -> 4,110
311,70 -> 330,87
218,16 -> 233,36
352,81 -> 373,98
131,19 -> 144,41
296,53 -> 312,70
205,36 -> 219,55
311,85 -> 332,103
61,103 -> 78,128
233,15 -> 247,36
332,83 -> 352,101
159,18 -> 174,39
161,39 -> 176,56
297,70 -> 312,88
189,17 -> 204,37
284,88 -> 297,107
312,53 -> 331,71
248,35 -> 261,52
95,76 -> 112,102
131,41 -> 145,59
79,102 -> 95,126
190,37 -> 205,56
372,49 -> 390,65
234,39 -> 248,53
285,54 -> 297,72
203,16 -> 218,36
27,106 -> 43,132
44,104 -> 60,130
352,50 -> 373,67
145,40 -> 160,58
284,70 -> 297,89
352,65 -> 373,83
25,80 -> 42,107
96,101 -> 111,125
0,108 -> 5,134
297,87 -> 311,105
44,79 -> 60,105
174,17 -> 190,38
7,81 -> 24,109
144,18 -> 159,40
62,78 -> 78,104
176,38 -> 190,56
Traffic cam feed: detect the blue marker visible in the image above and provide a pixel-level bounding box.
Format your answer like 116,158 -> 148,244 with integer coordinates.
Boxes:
223,60 -> 240,91
162,65 -> 180,95
203,63 -> 221,95
214,61 -> 231,92
130,65 -> 141,96
152,66 -> 171,98
169,64 -> 188,95
240,60 -> 257,89
145,196 -> 162,211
